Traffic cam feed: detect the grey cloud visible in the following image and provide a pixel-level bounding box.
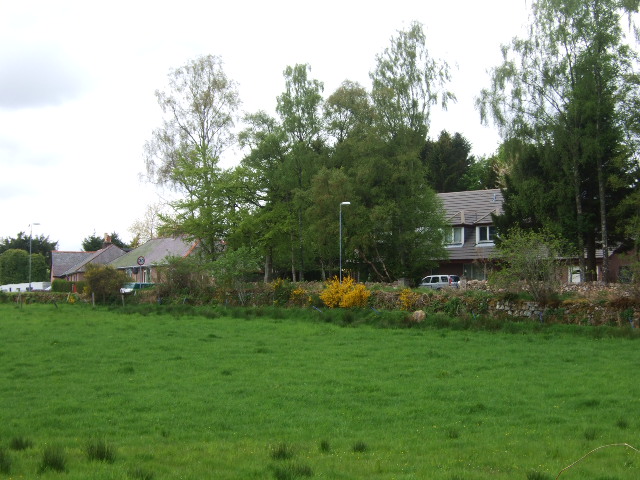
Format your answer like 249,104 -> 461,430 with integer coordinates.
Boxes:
0,45 -> 92,109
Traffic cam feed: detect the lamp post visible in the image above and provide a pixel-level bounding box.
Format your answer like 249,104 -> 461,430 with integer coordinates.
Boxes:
339,202 -> 351,282
28,222 -> 40,291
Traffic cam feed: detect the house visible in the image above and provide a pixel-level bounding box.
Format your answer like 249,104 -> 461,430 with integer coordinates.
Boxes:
436,189 -> 503,280
435,188 -> 633,283
54,243 -> 126,282
108,236 -> 199,283
51,251 -> 95,282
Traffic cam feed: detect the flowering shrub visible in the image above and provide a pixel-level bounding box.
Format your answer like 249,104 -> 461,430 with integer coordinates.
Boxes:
398,288 -> 420,311
320,276 -> 371,308
270,278 -> 293,306
290,286 -> 311,307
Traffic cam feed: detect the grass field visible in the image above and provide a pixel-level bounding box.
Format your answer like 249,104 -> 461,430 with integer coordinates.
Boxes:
1,303 -> 639,479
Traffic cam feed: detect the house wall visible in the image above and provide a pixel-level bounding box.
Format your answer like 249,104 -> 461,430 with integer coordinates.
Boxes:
609,250 -> 637,283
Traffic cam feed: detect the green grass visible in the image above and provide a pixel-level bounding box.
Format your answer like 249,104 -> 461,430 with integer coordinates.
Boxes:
1,304 -> 639,479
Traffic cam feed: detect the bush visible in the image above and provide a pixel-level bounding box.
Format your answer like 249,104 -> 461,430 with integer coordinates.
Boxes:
155,255 -> 212,303
398,288 -> 420,311
490,228 -> 570,305
84,264 -> 129,304
320,276 -> 371,308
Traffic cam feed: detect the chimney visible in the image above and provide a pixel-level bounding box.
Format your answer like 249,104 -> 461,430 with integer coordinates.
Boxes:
102,233 -> 112,249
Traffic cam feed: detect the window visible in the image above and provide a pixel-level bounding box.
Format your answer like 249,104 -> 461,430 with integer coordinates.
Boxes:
444,226 -> 464,246
476,225 -> 496,244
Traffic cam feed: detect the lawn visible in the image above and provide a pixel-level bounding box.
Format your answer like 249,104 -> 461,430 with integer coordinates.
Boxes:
0,303 -> 639,479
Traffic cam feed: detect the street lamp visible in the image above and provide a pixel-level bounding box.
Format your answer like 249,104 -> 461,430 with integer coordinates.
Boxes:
339,202 -> 351,282
28,222 -> 40,291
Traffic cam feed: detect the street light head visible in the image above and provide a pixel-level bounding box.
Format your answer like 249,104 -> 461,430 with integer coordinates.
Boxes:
340,201 -> 351,206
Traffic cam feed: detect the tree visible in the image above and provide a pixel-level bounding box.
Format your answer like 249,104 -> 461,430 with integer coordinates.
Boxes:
82,232 -> 128,251
370,21 -> 454,138
144,54 -> 241,258
0,249 -> 48,285
82,233 -> 104,251
421,130 -> 474,192
0,232 -> 58,270
275,64 -> 326,281
336,21 -> 452,281
477,0 -> 640,282
323,80 -> 374,145
235,110 -> 292,282
129,202 -> 166,245
460,155 -> 499,191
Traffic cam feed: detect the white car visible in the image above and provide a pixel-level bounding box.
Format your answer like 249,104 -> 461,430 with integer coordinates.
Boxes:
120,282 -> 155,294
419,275 -> 460,290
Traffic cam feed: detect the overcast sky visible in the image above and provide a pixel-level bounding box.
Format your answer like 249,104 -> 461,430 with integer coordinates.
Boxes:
0,0 -> 530,251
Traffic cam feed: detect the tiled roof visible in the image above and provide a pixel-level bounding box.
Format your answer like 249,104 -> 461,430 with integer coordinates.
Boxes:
439,189 -> 503,225
109,237 -> 198,269
61,244 -> 126,276
51,251 -> 94,278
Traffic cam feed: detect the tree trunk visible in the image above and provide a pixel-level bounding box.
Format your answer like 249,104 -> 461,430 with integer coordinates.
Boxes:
290,233 -> 297,282
298,207 -> 305,281
263,247 -> 273,283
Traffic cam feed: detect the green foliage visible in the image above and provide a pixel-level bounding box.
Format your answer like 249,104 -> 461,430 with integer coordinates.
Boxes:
84,263 -> 129,303
0,249 -> 47,284
144,55 -> 241,259
491,228 -> 569,304
422,130 -> 474,193
0,231 -> 57,268
52,279 -> 74,292
479,0 -> 640,280
82,232 -> 128,251
210,247 -> 262,305
370,21 -> 454,136
155,255 -> 211,301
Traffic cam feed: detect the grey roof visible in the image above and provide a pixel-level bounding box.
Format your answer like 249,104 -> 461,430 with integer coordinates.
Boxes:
437,189 -> 503,262
109,237 -> 198,269
51,251 -> 94,278
62,244 -> 126,276
439,189 -> 503,226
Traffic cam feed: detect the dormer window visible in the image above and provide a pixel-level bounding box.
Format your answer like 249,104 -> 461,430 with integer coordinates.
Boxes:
445,226 -> 464,247
476,225 -> 496,244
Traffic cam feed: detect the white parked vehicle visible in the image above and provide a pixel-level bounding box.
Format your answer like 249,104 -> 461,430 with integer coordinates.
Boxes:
419,275 -> 460,290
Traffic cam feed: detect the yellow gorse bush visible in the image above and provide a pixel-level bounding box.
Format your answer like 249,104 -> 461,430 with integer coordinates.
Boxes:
399,288 -> 420,311
290,286 -> 310,306
320,276 -> 370,308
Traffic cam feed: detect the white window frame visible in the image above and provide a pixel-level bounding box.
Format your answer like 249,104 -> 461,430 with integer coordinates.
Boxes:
476,225 -> 496,245
444,226 -> 464,247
